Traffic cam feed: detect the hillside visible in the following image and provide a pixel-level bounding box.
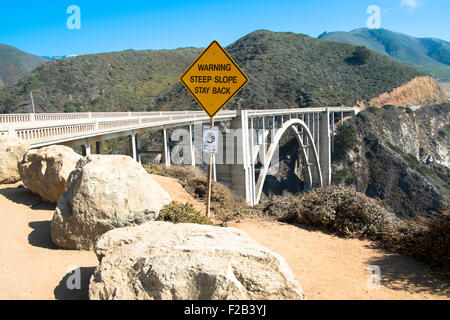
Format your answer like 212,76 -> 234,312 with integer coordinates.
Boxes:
0,30 -> 435,114
0,44 -> 48,88
319,28 -> 450,79
0,48 -> 202,114
367,76 -> 448,107
332,104 -> 449,218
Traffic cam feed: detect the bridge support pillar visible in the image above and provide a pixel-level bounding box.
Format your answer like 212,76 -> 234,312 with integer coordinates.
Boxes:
136,134 -> 141,164
163,127 -> 170,167
216,110 -> 253,205
81,139 -> 91,156
189,124 -> 195,167
331,112 -> 335,155
129,134 -> 137,162
96,141 -> 103,155
319,109 -> 331,187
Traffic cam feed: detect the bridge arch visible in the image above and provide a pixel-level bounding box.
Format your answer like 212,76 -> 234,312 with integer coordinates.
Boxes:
254,118 -> 323,204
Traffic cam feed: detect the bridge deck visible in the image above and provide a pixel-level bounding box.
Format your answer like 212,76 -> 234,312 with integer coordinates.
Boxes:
0,107 -> 359,147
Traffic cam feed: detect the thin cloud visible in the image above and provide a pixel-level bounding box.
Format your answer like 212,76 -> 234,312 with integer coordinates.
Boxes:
401,0 -> 423,9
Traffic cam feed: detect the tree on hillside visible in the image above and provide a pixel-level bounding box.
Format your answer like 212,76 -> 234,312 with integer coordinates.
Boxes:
351,46 -> 371,65
333,123 -> 358,160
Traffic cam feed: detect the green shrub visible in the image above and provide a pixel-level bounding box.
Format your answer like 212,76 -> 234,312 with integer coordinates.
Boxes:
265,186 -> 397,239
157,201 -> 212,225
145,164 -> 255,222
380,206 -> 450,276
366,150 -> 376,160
351,46 -> 371,65
368,106 -> 378,113
333,123 -> 358,161
332,167 -> 348,184
184,176 -> 255,222
345,175 -> 358,185
357,112 -> 369,122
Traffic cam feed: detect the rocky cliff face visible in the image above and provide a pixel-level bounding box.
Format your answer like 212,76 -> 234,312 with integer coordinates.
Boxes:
333,104 -> 449,218
357,76 -> 448,108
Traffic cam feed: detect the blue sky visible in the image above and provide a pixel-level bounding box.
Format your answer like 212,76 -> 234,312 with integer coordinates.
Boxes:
1,0 -> 449,56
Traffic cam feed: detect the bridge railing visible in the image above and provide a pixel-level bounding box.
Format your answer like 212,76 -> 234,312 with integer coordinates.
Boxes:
34,113 -> 91,122
15,122 -> 96,142
3,112 -> 231,144
0,110 -> 213,124
0,114 -> 33,123
0,108 -> 357,124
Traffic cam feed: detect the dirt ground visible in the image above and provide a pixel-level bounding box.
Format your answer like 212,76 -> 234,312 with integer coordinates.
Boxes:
0,183 -> 97,300
0,182 -> 449,300
228,218 -> 450,300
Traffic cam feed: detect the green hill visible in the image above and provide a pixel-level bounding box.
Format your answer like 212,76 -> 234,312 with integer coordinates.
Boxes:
0,30 -> 425,113
318,28 -> 450,79
0,44 -> 48,88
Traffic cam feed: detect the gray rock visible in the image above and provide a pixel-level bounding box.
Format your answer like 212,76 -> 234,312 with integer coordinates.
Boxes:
89,221 -> 305,300
0,137 -> 29,184
18,145 -> 82,202
51,155 -> 172,250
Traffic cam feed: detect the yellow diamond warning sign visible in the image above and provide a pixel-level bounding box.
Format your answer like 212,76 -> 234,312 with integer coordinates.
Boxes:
180,40 -> 248,118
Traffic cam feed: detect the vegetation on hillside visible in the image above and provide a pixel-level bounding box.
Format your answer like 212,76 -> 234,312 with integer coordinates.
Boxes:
144,164 -> 259,222
157,202 -> 213,225
332,123 -> 358,161
265,187 -> 450,277
0,48 -> 202,113
319,28 -> 450,78
332,104 -> 449,218
0,30 -> 425,113
0,44 -> 47,88
264,186 -> 396,239
380,206 -> 450,276
144,161 -> 450,276
348,46 -> 372,65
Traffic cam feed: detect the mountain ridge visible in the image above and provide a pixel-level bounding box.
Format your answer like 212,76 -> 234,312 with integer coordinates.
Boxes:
0,30 -> 444,114
318,28 -> 450,79
0,44 -> 48,88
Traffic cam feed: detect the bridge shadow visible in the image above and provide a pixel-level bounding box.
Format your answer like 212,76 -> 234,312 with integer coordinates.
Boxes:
365,251 -> 450,297
28,220 -> 58,250
54,267 -> 96,300
0,185 -> 56,210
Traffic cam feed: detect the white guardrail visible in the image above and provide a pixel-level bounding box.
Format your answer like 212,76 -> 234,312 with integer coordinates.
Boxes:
0,111 -> 210,124
0,108 -> 358,145
0,111 -> 237,145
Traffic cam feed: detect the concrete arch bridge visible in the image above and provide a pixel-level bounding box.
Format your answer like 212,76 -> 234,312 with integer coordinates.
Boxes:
0,107 -> 359,205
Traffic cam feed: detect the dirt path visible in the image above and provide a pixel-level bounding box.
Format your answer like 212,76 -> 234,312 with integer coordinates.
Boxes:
0,183 -> 97,300
1,182 -> 449,300
228,218 -> 450,300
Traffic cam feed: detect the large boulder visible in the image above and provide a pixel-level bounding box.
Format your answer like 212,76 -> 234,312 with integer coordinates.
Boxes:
0,137 -> 29,184
18,145 -> 82,203
51,155 -> 172,250
89,221 -> 305,300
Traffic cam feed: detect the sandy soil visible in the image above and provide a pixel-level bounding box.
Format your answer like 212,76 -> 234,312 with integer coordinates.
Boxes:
1,182 -> 449,300
228,218 -> 450,300
0,183 -> 97,300
149,174 -> 205,214
438,81 -> 450,98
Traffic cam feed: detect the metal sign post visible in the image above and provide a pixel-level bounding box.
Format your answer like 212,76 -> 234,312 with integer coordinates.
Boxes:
206,118 -> 214,217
